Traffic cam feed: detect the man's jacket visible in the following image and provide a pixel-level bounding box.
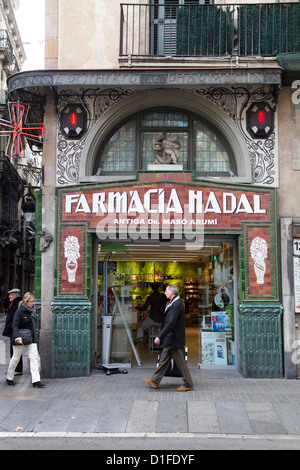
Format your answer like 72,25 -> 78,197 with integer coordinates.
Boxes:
158,296 -> 185,349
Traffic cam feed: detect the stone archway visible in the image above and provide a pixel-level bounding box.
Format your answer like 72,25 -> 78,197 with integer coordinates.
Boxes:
79,88 -> 251,183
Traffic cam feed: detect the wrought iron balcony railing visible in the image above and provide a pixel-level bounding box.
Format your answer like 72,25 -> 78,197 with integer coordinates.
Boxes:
120,3 -> 300,58
0,29 -> 20,72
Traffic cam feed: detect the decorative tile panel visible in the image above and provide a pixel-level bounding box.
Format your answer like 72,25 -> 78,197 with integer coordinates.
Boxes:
51,299 -> 92,378
239,303 -> 283,378
244,224 -> 277,300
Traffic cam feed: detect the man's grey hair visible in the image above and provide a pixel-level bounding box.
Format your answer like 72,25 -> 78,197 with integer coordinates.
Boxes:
167,284 -> 179,296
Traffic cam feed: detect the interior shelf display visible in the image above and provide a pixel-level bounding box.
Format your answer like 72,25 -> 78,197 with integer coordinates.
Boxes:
109,261 -> 184,301
184,279 -> 209,316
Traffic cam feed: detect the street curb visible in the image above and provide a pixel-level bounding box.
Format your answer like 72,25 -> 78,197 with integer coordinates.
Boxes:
1,431 -> 300,440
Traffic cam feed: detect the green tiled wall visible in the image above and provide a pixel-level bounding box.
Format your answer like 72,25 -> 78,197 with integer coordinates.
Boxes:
51,298 -> 92,378
34,190 -> 42,341
239,303 -> 283,378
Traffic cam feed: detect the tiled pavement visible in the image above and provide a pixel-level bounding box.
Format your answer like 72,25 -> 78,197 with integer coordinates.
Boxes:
1,364 -> 300,436
1,312 -> 300,438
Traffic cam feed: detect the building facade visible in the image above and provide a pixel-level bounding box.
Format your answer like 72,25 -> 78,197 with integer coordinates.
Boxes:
0,0 -> 38,307
7,0 -> 300,379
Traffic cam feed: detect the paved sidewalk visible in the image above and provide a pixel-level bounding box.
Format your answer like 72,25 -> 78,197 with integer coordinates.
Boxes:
1,313 -> 300,442
1,362 -> 300,438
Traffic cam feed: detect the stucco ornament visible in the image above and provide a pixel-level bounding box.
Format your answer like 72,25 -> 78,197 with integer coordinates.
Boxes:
153,134 -> 181,164
250,237 -> 268,285
38,230 -> 53,252
64,236 -> 80,283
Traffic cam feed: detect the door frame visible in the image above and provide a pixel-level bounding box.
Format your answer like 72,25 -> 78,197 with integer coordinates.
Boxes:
92,235 -> 239,370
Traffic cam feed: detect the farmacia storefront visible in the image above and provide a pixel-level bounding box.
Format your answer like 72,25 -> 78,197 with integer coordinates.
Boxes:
7,69 -> 282,379
53,174 -> 281,378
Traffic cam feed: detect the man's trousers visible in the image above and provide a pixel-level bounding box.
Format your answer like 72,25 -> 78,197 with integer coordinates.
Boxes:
151,348 -> 193,388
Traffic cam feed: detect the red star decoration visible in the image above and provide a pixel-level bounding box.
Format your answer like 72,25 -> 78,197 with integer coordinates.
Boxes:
0,101 -> 44,157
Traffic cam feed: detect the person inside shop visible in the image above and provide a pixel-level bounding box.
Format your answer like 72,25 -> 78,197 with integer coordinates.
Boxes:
6,292 -> 45,388
144,284 -> 194,392
134,282 -> 167,345
2,288 -> 23,375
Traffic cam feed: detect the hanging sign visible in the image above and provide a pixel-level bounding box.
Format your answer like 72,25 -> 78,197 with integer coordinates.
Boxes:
0,102 -> 44,157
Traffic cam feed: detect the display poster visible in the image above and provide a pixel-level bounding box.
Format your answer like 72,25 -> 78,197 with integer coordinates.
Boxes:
211,313 -> 231,331
293,256 -> 300,313
201,330 -> 227,365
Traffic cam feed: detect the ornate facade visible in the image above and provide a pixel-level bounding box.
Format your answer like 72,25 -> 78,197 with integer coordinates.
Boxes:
7,0 -> 300,379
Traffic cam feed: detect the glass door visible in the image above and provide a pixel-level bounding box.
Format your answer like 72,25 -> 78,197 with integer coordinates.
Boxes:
95,238 -> 237,369
197,241 -> 236,368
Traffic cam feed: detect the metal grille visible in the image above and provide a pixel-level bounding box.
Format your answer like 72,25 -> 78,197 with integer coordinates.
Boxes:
120,2 -> 300,57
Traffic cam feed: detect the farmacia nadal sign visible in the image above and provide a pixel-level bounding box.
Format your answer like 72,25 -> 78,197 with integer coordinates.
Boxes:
57,176 -> 276,299
61,182 -> 272,233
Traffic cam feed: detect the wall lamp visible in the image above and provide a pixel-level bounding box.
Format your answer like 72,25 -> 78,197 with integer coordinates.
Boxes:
21,185 -> 36,222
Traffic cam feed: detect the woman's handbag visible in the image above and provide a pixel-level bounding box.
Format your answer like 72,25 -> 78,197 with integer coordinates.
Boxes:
18,329 -> 33,345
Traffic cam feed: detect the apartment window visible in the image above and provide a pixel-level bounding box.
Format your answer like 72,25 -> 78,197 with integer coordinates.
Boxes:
95,109 -> 235,176
151,0 -> 214,55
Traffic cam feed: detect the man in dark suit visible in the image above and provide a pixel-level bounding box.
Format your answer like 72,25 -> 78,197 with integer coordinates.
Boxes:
144,284 -> 194,392
2,288 -> 23,374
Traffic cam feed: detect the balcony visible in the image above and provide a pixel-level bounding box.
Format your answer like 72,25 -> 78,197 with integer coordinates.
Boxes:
119,3 -> 300,64
0,29 -> 20,73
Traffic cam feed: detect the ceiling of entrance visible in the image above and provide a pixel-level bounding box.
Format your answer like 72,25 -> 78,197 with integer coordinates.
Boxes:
98,243 -> 220,263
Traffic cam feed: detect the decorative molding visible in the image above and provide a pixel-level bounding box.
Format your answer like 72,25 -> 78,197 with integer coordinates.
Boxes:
79,88 -> 252,183
56,85 -> 278,187
6,69 -> 281,187
7,69 -> 282,94
38,230 -> 53,252
56,88 -> 136,185
191,85 -> 278,185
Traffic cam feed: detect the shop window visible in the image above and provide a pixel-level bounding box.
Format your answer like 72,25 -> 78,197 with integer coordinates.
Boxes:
97,240 -> 235,368
195,120 -> 231,173
97,120 -> 136,172
94,109 -> 235,176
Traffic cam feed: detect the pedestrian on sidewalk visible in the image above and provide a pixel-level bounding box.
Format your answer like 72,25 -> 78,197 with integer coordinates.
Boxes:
2,288 -> 23,375
144,284 -> 194,392
134,283 -> 167,345
6,292 -> 45,388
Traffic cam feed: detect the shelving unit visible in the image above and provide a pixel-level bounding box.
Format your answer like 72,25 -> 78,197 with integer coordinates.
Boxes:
148,326 -> 161,352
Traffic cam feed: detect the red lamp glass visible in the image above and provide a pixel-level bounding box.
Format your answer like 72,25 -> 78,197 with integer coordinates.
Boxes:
61,104 -> 86,139
246,102 -> 274,139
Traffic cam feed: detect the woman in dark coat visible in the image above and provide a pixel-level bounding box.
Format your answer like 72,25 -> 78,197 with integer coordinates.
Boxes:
2,288 -> 23,374
6,292 -> 44,388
